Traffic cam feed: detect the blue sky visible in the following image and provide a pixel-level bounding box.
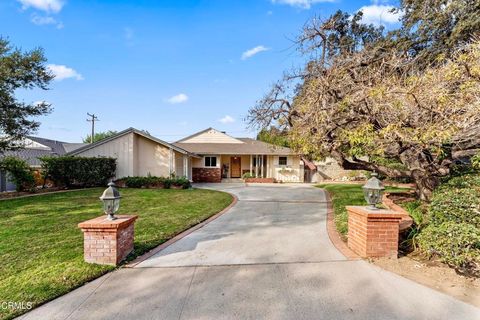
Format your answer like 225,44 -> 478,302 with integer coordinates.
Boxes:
0,0 -> 401,142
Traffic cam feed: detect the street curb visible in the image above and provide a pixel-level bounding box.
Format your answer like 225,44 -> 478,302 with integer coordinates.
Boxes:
324,190 -> 360,260
126,191 -> 238,267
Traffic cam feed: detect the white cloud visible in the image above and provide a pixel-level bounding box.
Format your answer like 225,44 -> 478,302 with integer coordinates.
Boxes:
271,0 -> 334,10
47,64 -> 83,81
18,0 -> 64,13
241,45 -> 270,60
166,93 -> 189,104
219,115 -> 235,124
31,14 -> 63,28
357,4 -> 403,26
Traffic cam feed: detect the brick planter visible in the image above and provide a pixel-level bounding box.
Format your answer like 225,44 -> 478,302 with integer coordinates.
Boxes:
78,215 -> 138,266
192,168 -> 221,182
347,206 -> 403,258
244,178 -> 275,183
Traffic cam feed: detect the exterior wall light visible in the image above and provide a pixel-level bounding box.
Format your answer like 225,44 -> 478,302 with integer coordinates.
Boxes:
99,182 -> 121,220
362,172 -> 385,210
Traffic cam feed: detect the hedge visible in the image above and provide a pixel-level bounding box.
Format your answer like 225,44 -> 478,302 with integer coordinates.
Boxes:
428,175 -> 480,228
118,176 -> 191,189
416,172 -> 480,274
417,222 -> 480,274
40,156 -> 116,188
0,156 -> 35,192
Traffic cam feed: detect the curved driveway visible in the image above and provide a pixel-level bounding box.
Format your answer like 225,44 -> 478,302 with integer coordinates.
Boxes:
20,184 -> 479,320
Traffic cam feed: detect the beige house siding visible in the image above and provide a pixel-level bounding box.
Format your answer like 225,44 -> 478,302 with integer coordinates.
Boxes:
268,155 -> 304,182
192,155 -> 220,168
134,134 -> 171,177
174,153 -> 184,177
74,132 -> 135,178
73,132 -> 191,179
180,128 -> 243,144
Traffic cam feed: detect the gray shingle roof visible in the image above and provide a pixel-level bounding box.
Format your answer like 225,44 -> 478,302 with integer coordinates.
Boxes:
174,138 -> 295,155
0,136 -> 86,167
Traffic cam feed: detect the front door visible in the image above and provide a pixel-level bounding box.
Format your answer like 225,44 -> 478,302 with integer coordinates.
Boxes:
230,156 -> 241,178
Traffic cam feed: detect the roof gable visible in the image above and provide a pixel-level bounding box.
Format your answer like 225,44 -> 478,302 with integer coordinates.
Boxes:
68,127 -> 194,156
177,128 -> 244,144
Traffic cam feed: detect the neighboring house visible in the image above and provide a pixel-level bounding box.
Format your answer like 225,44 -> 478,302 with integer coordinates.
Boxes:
69,128 -> 197,180
70,127 -> 305,183
0,136 -> 87,192
174,128 -> 304,183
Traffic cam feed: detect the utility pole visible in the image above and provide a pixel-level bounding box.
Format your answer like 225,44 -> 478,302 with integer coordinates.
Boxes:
86,113 -> 99,144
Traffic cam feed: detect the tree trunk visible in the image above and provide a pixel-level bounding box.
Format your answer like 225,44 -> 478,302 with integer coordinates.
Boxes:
411,170 -> 440,201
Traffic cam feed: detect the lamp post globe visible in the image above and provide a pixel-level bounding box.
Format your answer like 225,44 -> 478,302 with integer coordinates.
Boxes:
362,172 -> 385,210
99,182 -> 121,220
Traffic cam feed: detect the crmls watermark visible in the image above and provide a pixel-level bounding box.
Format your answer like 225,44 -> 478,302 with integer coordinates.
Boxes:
1,301 -> 33,310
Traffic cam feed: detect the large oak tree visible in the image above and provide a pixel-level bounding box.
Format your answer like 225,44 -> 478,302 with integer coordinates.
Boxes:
248,3 -> 480,200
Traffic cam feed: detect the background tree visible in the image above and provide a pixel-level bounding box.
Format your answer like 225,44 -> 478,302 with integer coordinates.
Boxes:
0,38 -> 53,152
82,130 -> 118,143
392,0 -> 480,64
248,5 -> 480,200
257,127 -> 290,147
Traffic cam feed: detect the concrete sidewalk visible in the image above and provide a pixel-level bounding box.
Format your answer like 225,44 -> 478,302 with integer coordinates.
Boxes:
19,184 -> 480,320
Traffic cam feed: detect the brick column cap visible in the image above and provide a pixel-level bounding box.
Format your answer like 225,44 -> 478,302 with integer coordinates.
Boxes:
346,206 -> 404,220
78,215 -> 138,230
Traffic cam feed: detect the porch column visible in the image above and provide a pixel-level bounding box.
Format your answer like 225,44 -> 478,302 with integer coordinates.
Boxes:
266,156 -> 270,178
183,155 -> 188,177
255,155 -> 259,178
260,155 -> 264,178
169,148 -> 173,176
250,155 -> 253,175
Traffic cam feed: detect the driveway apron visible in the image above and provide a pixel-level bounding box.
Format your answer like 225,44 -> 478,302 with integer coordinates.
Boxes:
19,184 -> 480,320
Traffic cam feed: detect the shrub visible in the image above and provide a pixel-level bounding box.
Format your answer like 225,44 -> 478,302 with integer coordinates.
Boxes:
417,222 -> 480,274
40,156 -> 116,188
0,156 -> 35,192
242,172 -> 255,179
120,176 -> 191,189
170,177 -> 191,189
471,152 -> 480,170
429,183 -> 480,228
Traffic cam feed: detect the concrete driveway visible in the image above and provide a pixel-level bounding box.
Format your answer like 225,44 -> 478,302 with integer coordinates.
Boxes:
19,184 -> 480,320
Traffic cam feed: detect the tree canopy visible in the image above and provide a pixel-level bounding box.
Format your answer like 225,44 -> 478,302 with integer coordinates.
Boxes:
82,130 -> 118,144
248,2 -> 480,200
0,38 -> 53,152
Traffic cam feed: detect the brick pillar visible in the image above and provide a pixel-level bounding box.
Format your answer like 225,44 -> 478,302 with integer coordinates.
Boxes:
347,206 -> 403,258
78,215 -> 138,266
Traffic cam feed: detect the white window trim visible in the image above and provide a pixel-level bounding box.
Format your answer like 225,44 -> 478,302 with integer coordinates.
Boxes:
204,156 -> 219,168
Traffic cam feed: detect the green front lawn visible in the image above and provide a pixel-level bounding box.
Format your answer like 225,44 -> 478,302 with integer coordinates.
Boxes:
316,183 -> 409,238
0,188 -> 233,320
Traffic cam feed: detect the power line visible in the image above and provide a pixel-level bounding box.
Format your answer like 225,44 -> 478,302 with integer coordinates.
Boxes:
86,113 -> 99,144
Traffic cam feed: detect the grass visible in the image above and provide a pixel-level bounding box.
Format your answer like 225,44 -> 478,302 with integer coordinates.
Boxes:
0,188 -> 233,320
316,183 -> 410,238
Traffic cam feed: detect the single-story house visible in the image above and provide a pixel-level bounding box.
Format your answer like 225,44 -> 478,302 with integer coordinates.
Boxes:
174,128 -> 304,182
0,136 -> 86,192
69,127 -> 305,183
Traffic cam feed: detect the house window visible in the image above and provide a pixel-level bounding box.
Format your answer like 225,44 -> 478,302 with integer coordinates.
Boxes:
279,156 -> 287,166
204,156 -> 217,167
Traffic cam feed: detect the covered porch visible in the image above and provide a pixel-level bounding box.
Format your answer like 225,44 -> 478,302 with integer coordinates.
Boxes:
220,155 -> 268,179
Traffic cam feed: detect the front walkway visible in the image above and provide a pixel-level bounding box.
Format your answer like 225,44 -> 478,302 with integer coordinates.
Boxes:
19,184 -> 479,320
